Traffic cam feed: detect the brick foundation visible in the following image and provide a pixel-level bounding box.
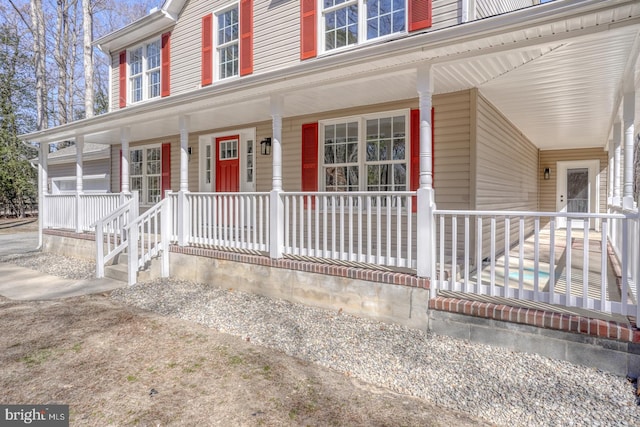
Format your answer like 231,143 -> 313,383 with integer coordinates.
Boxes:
429,296 -> 640,343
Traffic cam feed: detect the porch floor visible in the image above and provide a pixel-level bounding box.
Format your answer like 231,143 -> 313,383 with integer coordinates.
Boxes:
442,227 -> 632,324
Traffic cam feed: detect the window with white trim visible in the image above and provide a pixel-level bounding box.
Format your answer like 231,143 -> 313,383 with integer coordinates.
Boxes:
322,0 -> 406,53
128,39 -> 161,103
321,110 -> 408,192
130,146 -> 161,204
216,5 -> 239,79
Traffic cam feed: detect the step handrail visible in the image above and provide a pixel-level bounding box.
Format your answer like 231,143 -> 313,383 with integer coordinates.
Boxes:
124,196 -> 172,285
95,192 -> 139,278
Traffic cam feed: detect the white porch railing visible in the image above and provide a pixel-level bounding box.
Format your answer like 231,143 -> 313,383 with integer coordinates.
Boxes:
44,194 -> 77,229
608,205 -> 640,305
184,192 -> 270,252
282,192 -> 415,268
44,193 -> 133,232
95,192 -> 139,278
433,209 -> 640,318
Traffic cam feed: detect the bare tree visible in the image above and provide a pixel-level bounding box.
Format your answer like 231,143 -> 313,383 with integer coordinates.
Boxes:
54,0 -> 73,125
82,0 -> 94,118
29,0 -> 47,131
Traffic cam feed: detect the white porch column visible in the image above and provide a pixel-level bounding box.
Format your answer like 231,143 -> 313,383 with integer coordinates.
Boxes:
37,142 -> 48,249
120,128 -> 130,194
179,115 -> 190,192
623,91 -> 636,209
613,121 -> 622,206
178,115 -> 190,246
416,65 -> 436,284
270,95 -> 284,259
75,135 -> 84,232
608,138 -> 614,204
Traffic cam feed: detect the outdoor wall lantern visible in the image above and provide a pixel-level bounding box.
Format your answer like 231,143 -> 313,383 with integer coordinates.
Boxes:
544,167 -> 551,180
260,137 -> 272,155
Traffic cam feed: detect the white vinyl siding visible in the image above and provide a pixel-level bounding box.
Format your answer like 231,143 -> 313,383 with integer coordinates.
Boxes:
476,0 -> 535,19
165,0 -> 299,96
474,92 -> 538,212
110,0 -> 466,104
48,160 -> 111,194
111,52 -> 120,111
473,90 -> 538,260
539,148 -> 608,217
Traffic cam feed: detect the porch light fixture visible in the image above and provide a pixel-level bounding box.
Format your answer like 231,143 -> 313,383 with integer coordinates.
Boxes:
544,167 -> 551,180
260,137 -> 272,156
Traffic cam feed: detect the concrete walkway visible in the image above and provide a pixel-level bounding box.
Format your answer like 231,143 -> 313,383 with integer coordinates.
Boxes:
0,231 -> 124,300
0,263 -> 125,300
0,231 -> 38,257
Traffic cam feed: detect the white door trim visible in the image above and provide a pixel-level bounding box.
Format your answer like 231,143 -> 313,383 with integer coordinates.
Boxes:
198,128 -> 256,192
556,159 -> 600,229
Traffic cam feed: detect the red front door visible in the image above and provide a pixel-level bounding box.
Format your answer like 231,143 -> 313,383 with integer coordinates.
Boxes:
215,135 -> 240,192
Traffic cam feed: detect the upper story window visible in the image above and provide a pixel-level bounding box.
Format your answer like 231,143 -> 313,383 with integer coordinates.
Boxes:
201,1 -> 253,86
322,0 -> 406,53
217,5 -> 239,79
128,39 -> 161,103
118,32 -> 169,109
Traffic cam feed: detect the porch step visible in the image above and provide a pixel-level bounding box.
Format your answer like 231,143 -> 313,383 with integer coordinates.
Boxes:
104,251 -> 163,284
104,262 -> 128,282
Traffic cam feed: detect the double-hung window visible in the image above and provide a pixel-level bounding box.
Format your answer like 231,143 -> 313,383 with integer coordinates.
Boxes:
322,0 -> 406,53
217,5 -> 239,79
321,111 -> 408,193
130,146 -> 162,204
128,39 -> 161,103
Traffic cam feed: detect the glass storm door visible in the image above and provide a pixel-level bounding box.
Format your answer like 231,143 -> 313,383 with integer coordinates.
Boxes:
566,168 -> 589,215
556,160 -> 599,229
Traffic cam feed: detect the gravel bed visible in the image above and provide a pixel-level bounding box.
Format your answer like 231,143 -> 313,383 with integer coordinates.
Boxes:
112,277 -> 640,427
3,252 -> 638,425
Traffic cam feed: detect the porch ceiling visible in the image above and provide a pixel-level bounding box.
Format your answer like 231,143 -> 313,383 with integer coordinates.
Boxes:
21,0 -> 640,153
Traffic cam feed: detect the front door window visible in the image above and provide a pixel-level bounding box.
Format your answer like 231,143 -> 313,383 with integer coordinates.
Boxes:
566,168 -> 589,214
216,136 -> 240,192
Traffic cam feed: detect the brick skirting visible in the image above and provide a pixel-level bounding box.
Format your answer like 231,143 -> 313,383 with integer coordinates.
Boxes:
43,229 -> 95,241
429,296 -> 640,343
169,245 -> 431,289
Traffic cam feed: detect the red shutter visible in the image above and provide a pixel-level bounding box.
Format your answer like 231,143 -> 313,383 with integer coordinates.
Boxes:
161,32 -> 171,97
239,0 -> 253,76
201,14 -> 213,86
162,143 -> 171,199
119,51 -> 127,108
409,0 -> 432,32
410,107 -> 435,212
301,123 -> 319,208
300,0 -> 317,60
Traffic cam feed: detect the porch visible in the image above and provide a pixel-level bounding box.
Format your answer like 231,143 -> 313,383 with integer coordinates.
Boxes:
41,190 -> 640,322
38,189 -> 640,374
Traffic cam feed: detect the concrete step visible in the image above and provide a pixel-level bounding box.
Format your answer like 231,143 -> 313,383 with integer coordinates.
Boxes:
104,263 -> 128,283
107,251 -> 164,284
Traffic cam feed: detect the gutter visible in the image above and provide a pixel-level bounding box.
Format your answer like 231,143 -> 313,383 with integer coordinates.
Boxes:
21,0 -> 639,143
